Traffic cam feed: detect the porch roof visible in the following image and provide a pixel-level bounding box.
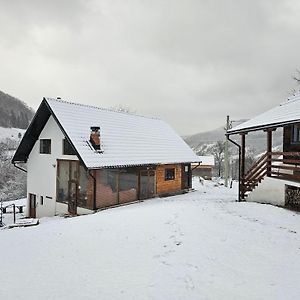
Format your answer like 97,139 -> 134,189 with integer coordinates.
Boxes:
227,93 -> 300,135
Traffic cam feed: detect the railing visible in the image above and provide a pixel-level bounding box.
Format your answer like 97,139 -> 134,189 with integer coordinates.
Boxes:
241,152 -> 300,199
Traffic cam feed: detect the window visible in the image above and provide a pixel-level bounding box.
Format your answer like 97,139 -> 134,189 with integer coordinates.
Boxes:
63,139 -> 76,155
165,168 -> 175,181
40,139 -> 51,154
292,124 -> 300,144
40,196 -> 44,205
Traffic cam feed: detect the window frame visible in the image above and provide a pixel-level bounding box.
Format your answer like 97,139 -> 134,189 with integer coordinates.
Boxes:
40,139 -> 51,154
165,168 -> 175,181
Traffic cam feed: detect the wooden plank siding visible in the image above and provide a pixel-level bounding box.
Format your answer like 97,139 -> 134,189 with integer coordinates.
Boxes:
156,164 -> 182,194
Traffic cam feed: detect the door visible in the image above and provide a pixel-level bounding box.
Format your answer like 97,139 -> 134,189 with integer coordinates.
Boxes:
68,181 -> 77,215
139,170 -> 156,200
29,194 -> 36,218
182,164 -> 191,189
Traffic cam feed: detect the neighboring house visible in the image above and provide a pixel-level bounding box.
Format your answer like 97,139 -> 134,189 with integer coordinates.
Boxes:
226,92 -> 300,210
12,98 -> 200,218
192,156 -> 215,179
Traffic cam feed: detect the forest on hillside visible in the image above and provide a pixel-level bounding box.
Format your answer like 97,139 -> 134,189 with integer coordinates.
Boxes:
0,90 -> 34,129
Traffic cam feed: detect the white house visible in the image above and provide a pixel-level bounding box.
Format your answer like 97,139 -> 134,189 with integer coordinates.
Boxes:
227,92 -> 300,210
12,97 -> 200,218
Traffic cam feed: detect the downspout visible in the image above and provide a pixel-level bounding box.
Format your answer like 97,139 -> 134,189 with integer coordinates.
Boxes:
13,163 -> 27,173
191,162 -> 201,171
226,134 -> 241,202
88,170 -> 97,211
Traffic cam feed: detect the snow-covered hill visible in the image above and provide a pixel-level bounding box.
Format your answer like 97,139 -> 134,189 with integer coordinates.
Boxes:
0,126 -> 25,143
184,126 -> 283,155
1,180 -> 300,299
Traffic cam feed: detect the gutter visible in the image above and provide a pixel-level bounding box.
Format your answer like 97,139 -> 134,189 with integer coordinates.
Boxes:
191,162 -> 201,171
226,134 -> 241,202
13,163 -> 27,173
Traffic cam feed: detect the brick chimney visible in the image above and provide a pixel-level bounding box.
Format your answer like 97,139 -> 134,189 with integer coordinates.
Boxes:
90,126 -> 101,150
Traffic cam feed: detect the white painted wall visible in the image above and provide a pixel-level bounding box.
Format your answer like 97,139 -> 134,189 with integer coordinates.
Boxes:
26,116 -> 78,218
247,176 -> 300,206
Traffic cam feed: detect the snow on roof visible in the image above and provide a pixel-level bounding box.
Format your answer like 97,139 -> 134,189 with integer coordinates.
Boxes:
45,98 -> 200,168
198,155 -> 215,166
192,155 -> 214,166
227,93 -> 300,134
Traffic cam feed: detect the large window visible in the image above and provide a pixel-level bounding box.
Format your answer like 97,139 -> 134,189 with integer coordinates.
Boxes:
63,139 -> 76,155
40,139 -> 51,154
165,168 -> 175,181
57,161 -> 89,208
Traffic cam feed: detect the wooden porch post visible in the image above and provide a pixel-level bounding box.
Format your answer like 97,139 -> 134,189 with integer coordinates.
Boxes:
267,130 -> 272,177
240,134 -> 246,200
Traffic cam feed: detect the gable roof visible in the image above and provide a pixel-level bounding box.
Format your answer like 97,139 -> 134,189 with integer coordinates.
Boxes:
13,98 -> 200,168
227,93 -> 300,135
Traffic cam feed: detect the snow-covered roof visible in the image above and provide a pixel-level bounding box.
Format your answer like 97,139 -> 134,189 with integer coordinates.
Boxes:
192,156 -> 214,166
198,155 -> 215,166
227,93 -> 300,135
22,98 -> 199,168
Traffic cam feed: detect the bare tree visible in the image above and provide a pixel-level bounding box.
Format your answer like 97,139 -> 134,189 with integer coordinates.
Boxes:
0,140 -> 26,200
211,141 -> 226,177
110,104 -> 136,114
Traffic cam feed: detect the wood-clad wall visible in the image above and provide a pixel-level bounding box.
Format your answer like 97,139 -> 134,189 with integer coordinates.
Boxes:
156,164 -> 182,194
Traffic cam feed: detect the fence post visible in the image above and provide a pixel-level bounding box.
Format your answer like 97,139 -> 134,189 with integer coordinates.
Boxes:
13,204 -> 16,224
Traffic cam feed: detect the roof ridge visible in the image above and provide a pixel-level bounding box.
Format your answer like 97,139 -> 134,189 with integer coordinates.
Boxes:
45,97 -> 161,121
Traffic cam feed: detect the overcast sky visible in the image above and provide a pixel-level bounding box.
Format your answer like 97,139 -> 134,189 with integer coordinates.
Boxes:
1,0 -> 300,135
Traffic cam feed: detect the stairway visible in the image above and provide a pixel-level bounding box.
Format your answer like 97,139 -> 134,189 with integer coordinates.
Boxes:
241,152 -> 269,200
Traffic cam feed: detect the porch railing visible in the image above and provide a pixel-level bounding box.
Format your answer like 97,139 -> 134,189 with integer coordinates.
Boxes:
241,152 -> 300,199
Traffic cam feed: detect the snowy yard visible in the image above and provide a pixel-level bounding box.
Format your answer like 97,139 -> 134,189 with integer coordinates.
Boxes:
1,180 -> 300,300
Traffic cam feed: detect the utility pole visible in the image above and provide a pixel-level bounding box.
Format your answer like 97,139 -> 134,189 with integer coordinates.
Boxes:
224,115 -> 230,187
0,198 -> 3,227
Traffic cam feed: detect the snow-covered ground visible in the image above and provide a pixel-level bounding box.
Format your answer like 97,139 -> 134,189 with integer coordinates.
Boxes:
1,180 -> 300,300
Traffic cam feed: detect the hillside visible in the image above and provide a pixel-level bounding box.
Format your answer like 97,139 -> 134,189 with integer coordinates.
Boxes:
185,125 -> 283,155
0,90 -> 34,129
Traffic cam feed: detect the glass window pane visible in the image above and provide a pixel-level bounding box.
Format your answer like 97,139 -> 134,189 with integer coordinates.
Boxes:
119,169 -> 138,203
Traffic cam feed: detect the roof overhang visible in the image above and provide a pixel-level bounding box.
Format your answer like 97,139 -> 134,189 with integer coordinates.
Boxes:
12,98 -> 86,168
226,119 -> 300,136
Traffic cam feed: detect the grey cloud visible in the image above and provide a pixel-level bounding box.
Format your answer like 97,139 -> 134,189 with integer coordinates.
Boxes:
0,0 -> 300,135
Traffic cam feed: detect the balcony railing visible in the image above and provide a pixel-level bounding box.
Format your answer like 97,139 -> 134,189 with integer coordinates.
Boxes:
241,152 -> 300,199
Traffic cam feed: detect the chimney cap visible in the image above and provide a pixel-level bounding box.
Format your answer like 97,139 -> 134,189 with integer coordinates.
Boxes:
90,126 -> 100,131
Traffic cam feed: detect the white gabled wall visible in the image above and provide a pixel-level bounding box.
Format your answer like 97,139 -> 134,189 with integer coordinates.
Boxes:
26,115 -> 78,218
247,176 -> 300,206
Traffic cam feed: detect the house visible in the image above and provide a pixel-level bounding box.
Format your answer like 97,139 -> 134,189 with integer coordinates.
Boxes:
192,156 -> 215,179
226,92 -> 300,210
12,98 -> 200,218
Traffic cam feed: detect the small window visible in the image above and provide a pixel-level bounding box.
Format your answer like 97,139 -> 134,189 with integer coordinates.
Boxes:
292,124 -> 300,144
40,139 -> 51,154
63,139 -> 76,155
165,168 -> 175,181
40,196 -> 44,205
